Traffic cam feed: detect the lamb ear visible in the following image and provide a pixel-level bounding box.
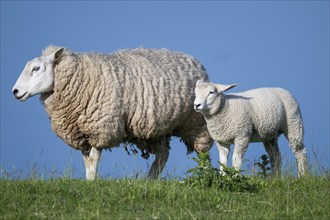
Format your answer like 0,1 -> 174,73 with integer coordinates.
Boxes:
196,80 -> 204,87
45,47 -> 64,63
215,83 -> 237,93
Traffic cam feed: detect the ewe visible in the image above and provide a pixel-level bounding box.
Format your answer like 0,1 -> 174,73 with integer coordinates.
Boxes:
194,80 -> 308,177
12,46 -> 214,180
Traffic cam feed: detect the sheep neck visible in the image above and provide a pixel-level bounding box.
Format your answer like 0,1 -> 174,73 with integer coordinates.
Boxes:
40,54 -> 92,149
204,94 -> 228,120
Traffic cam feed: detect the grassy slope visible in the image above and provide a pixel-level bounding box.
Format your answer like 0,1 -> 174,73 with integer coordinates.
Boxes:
0,176 -> 329,219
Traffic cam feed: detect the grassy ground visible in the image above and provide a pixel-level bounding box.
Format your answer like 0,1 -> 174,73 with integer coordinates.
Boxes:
0,175 -> 329,219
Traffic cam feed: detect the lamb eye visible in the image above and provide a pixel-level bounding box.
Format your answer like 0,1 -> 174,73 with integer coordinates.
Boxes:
209,91 -> 214,95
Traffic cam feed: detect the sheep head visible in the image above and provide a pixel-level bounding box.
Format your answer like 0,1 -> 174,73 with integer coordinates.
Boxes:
12,47 -> 64,101
194,80 -> 237,116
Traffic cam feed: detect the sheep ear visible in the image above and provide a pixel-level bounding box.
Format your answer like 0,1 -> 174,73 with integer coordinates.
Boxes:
216,83 -> 237,93
45,47 -> 64,63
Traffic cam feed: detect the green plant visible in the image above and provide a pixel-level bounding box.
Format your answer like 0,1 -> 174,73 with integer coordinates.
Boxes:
254,154 -> 271,178
183,152 -> 260,192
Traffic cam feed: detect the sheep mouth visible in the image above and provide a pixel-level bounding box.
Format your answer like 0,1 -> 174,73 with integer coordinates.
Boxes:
194,107 -> 201,112
15,92 -> 28,101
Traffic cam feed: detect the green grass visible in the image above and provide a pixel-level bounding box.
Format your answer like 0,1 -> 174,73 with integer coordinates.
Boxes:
0,175 -> 329,219
1,154 -> 329,219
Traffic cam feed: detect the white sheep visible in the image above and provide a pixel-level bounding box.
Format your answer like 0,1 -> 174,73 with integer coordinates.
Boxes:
194,80 -> 308,177
12,46 -> 214,180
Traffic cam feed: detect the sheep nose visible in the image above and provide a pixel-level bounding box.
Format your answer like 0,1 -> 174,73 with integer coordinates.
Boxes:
13,89 -> 19,96
194,104 -> 202,110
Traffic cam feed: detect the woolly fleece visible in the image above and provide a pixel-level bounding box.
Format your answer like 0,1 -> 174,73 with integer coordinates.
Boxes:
40,46 -> 213,156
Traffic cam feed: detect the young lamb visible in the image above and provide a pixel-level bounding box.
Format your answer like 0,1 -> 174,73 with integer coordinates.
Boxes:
12,46 -> 214,180
194,80 -> 308,177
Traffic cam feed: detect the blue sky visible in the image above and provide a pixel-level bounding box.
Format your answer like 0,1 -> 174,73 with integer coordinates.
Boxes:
1,1 -> 329,178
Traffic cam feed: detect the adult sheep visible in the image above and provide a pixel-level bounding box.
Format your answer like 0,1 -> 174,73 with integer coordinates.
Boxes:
194,80 -> 308,177
12,46 -> 213,180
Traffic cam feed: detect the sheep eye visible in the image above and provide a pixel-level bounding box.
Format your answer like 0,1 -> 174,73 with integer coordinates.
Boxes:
32,66 -> 40,72
209,91 -> 214,95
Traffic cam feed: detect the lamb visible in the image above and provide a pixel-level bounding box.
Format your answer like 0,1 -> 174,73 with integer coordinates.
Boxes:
194,80 -> 308,177
12,46 -> 214,180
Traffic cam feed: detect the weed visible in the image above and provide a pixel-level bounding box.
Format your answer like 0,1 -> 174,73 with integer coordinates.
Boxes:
183,152 -> 260,192
254,154 -> 271,178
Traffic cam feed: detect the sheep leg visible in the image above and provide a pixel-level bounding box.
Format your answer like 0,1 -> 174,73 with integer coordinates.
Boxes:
216,142 -> 230,173
291,144 -> 308,177
82,147 -> 102,180
263,139 -> 282,177
147,137 -> 170,178
284,116 -> 309,177
232,139 -> 249,171
284,130 -> 308,177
